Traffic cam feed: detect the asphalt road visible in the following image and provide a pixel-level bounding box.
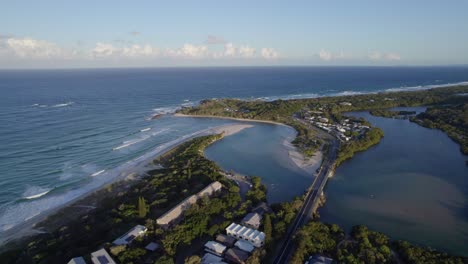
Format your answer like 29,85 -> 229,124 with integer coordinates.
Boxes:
273,139 -> 339,264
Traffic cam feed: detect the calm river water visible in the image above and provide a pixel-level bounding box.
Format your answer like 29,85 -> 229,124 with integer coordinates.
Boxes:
205,123 -> 313,204
205,109 -> 468,256
320,108 -> 468,256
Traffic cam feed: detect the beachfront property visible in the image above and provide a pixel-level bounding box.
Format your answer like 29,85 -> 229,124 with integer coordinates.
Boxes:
224,248 -> 249,264
112,225 -> 147,245
240,212 -> 262,229
157,181 -> 223,228
202,252 -> 228,264
91,248 -> 116,264
234,240 -> 255,253
216,234 -> 236,247
204,241 -> 227,256
67,257 -> 86,264
225,223 -> 265,247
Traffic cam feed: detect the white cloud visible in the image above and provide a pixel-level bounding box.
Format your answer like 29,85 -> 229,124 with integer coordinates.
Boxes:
166,44 -> 208,58
319,49 -> 332,61
221,43 -> 257,58
0,36 -> 283,67
369,52 -> 401,61
92,43 -> 118,57
92,43 -> 159,58
205,35 -> 226,45
6,38 -> 64,58
123,44 -> 158,57
239,46 -> 256,58
261,48 -> 279,59
318,49 -> 349,61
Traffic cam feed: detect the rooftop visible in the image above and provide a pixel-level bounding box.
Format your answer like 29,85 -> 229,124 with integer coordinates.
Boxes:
112,225 -> 147,245
157,181 -> 223,227
67,257 -> 86,264
91,249 -> 116,264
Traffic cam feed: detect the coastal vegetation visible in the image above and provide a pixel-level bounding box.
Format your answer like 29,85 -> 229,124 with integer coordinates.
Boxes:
290,223 -> 467,264
370,109 -> 417,118
411,103 -> 468,155
179,85 -> 468,165
0,134 -> 242,263
336,127 -> 384,166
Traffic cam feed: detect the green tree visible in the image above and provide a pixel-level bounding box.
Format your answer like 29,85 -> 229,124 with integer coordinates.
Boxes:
184,255 -> 201,264
138,197 -> 147,218
263,214 -> 272,244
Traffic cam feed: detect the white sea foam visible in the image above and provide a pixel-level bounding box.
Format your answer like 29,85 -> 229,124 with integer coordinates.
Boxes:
90,170 -> 106,177
0,126 -> 224,235
22,186 -> 52,200
52,102 -> 74,108
114,128 -> 170,151
384,81 -> 468,93
140,128 -> 151,132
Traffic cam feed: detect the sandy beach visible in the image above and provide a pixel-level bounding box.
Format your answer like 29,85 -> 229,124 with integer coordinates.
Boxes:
176,113 -> 323,175
283,139 -> 323,175
0,123 -> 252,248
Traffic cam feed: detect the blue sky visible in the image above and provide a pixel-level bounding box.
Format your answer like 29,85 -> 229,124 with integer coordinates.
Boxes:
1,0 -> 467,68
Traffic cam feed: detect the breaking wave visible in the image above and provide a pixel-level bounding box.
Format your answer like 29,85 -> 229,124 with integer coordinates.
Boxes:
22,186 -> 52,200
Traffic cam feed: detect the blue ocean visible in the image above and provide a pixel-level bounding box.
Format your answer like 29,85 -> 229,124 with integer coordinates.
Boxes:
1,66 -> 468,235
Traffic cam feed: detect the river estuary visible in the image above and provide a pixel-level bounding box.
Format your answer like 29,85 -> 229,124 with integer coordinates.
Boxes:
205,109 -> 468,256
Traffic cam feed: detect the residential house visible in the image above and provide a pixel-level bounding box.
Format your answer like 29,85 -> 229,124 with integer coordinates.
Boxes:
226,223 -> 265,248
91,249 -> 116,264
157,181 -> 223,228
204,241 -> 227,256
112,225 -> 147,245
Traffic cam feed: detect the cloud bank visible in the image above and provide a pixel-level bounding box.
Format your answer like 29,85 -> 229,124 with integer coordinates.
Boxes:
0,36 -> 281,67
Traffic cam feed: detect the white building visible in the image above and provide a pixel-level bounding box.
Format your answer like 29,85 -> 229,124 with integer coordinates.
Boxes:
91,249 -> 116,264
157,181 -> 223,228
204,241 -> 227,256
113,225 -> 147,245
234,240 -> 255,253
226,223 -> 265,248
319,117 -> 329,123
241,212 -> 262,229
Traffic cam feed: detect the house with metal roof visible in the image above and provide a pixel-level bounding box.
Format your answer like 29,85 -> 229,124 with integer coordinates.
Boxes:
157,181 -> 223,228
225,223 -> 265,248
91,248 -> 116,264
112,225 -> 147,245
204,241 -> 227,256
234,240 -> 255,253
224,248 -> 249,264
201,252 -> 228,264
215,234 -> 236,247
241,212 -> 262,229
67,257 -> 86,264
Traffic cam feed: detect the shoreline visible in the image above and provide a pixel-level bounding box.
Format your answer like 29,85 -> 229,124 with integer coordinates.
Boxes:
175,113 -> 324,175
0,123 -> 253,248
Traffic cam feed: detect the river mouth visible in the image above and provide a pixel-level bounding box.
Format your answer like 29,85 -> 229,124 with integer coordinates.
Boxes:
204,122 -> 315,204
320,108 -> 468,256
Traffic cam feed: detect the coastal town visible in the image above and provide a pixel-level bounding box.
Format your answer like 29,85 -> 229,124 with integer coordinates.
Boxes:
299,104 -> 371,143
1,86 -> 467,264
67,180 -> 271,264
